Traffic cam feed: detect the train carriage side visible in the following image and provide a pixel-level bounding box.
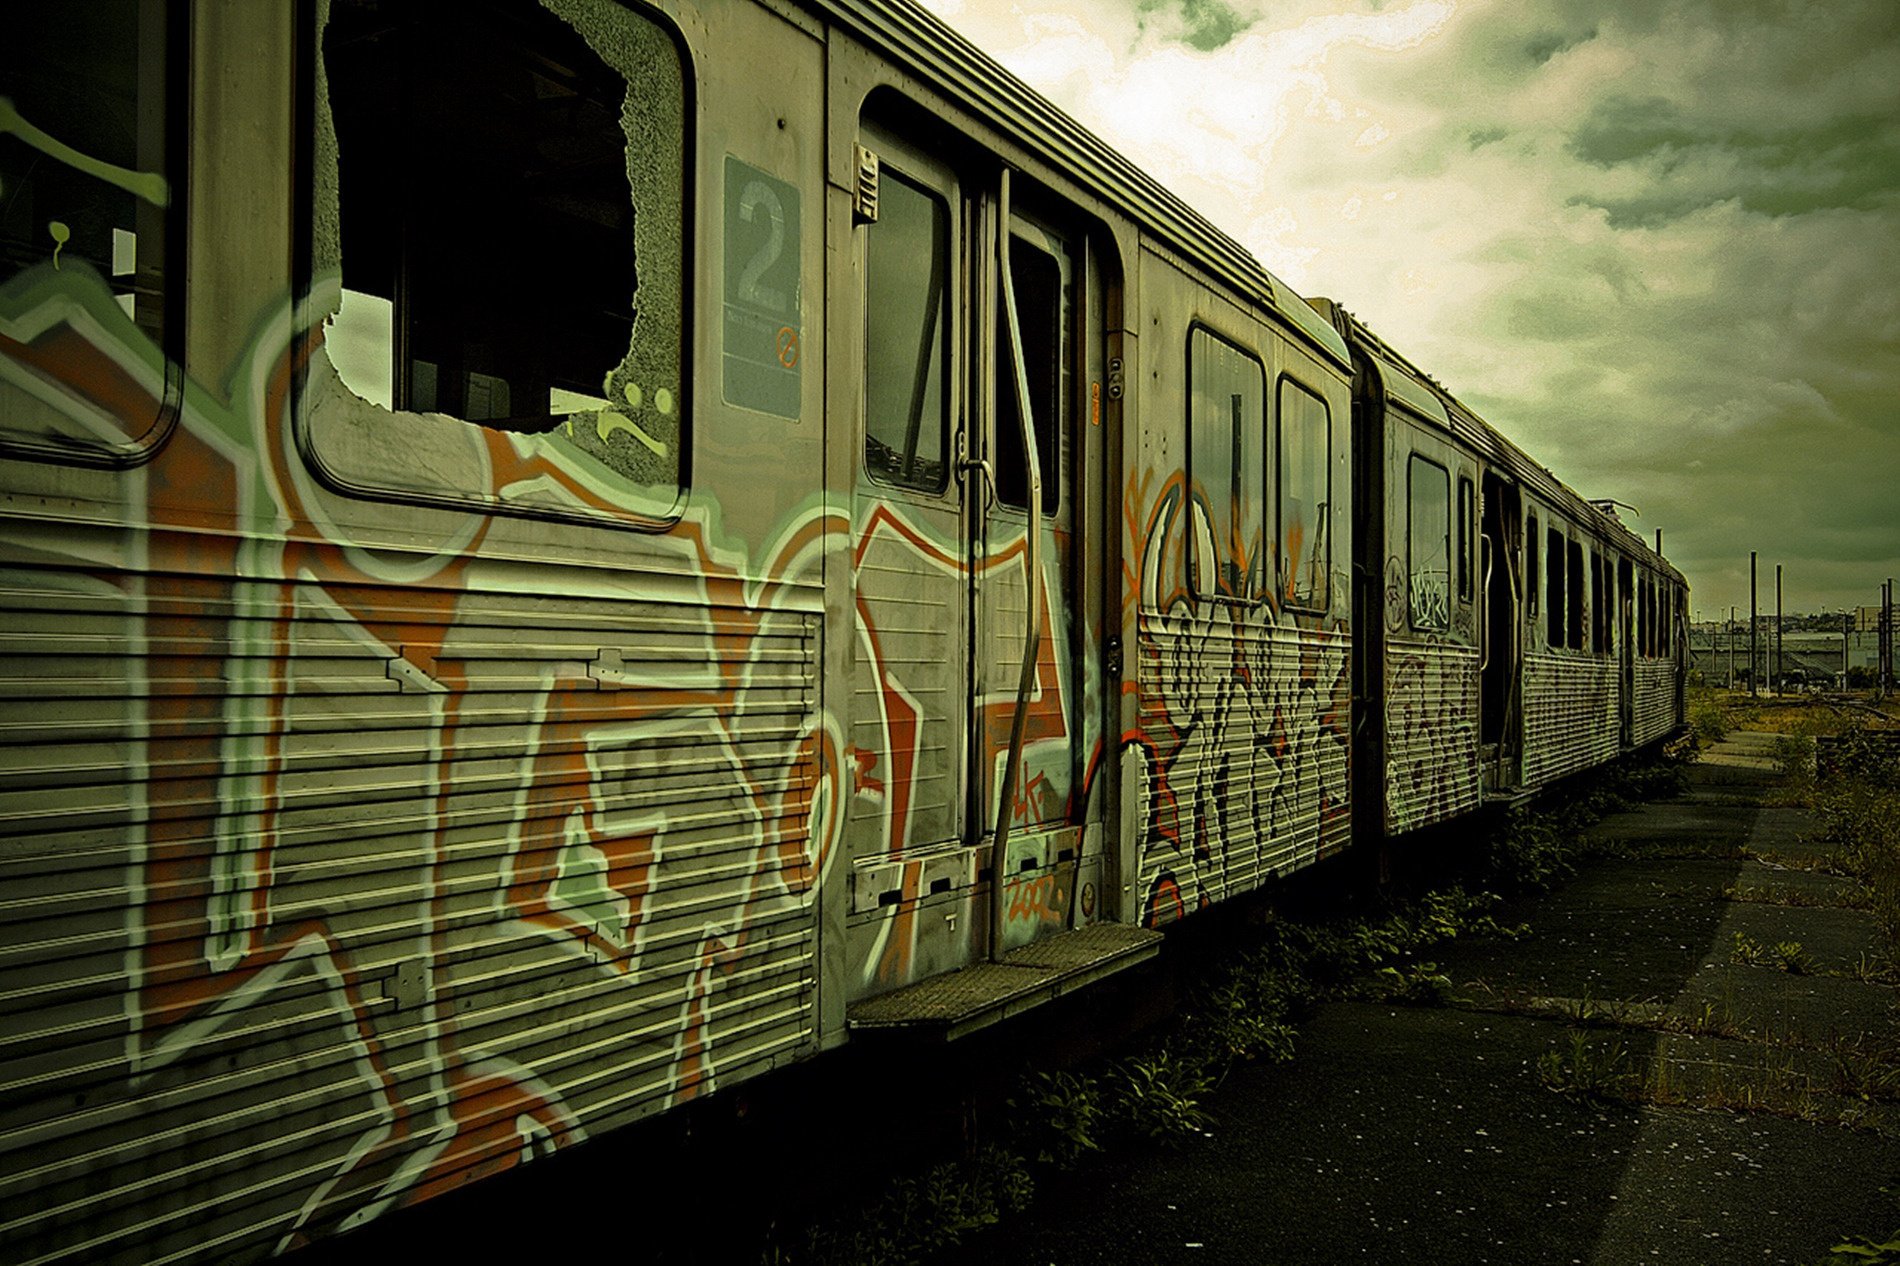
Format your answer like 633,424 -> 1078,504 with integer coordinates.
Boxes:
1313,300 -> 1688,823
2,1 -> 855,1260
1125,245 -> 1354,925
0,0 -> 1374,1260
1340,342 -> 1486,836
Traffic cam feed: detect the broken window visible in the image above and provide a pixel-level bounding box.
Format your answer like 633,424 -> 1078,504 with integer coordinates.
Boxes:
863,167 -> 950,493
0,0 -> 178,460
312,0 -> 687,520
1187,327 -> 1264,601
1278,378 -> 1329,611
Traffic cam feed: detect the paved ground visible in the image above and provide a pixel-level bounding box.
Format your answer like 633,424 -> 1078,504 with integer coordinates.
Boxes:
950,736 -> 1900,1266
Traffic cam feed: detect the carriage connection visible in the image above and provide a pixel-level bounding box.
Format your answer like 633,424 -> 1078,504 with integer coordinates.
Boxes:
0,0 -> 1687,1260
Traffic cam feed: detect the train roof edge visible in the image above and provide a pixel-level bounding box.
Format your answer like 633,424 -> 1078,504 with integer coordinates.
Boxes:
808,0 -> 1353,372
1309,297 -> 1686,589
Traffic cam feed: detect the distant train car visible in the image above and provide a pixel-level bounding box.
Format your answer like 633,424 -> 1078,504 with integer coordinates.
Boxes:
0,1 -> 1677,1262
1314,301 -> 1687,839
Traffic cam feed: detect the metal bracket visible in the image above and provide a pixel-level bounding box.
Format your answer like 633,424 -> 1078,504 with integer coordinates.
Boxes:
853,144 -> 880,224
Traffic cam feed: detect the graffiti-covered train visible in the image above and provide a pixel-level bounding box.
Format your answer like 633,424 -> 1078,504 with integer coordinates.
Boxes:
0,0 -> 1687,1260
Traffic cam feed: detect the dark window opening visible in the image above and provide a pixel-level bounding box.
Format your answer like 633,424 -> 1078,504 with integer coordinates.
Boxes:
1407,455 -> 1450,632
1567,539 -> 1586,650
1,0 -> 177,458
995,234 -> 1062,512
1546,528 -> 1565,650
326,0 -> 651,434
864,167 -> 950,492
1527,513 -> 1540,615
1589,549 -> 1606,653
1456,475 -> 1474,601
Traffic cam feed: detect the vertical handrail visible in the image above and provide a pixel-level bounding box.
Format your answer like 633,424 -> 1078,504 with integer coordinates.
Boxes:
989,168 -> 1043,961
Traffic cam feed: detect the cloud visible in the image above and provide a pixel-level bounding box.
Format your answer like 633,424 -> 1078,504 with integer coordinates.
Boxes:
920,0 -> 1900,612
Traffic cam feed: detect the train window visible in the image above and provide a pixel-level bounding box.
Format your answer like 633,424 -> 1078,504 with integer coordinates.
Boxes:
1187,327 -> 1265,601
1589,549 -> 1605,653
1526,514 -> 1540,616
1456,476 -> 1474,601
311,0 -> 688,522
995,231 -> 1065,511
1546,528 -> 1564,650
0,0 -> 179,463
865,168 -> 951,492
1406,455 -> 1450,631
1278,378 -> 1330,610
1567,539 -> 1586,650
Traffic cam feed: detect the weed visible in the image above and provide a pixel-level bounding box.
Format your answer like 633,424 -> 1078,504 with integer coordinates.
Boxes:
1806,1230 -> 1900,1265
1108,1051 -> 1214,1143
1803,727 -> 1900,951
783,1146 -> 1035,1266
1730,932 -> 1817,974
1010,1070 -> 1103,1167
1689,687 -> 1732,745
1361,960 -> 1455,1005
1537,1029 -> 1638,1100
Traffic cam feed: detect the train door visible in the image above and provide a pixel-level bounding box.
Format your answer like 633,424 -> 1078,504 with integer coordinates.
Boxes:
850,128 -> 972,909
847,121 -> 1087,987
975,206 -> 1083,951
1480,472 -> 1520,787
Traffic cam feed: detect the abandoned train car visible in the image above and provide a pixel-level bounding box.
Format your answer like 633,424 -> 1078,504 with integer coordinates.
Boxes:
1313,302 -> 1688,841
0,0 -> 1684,1261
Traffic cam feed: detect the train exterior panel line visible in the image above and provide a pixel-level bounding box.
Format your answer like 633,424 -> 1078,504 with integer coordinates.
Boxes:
0,0 -> 1673,1262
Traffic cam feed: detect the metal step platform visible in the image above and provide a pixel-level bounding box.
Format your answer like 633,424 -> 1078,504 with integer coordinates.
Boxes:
846,923 -> 1165,1042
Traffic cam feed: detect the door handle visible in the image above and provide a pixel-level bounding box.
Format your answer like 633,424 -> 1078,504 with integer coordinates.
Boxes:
958,456 -> 998,508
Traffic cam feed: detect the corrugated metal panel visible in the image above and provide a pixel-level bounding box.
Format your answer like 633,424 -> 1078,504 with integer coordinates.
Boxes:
1134,616 -> 1350,920
1383,639 -> 1480,834
1631,660 -> 1677,747
1522,653 -> 1621,787
0,563 -> 821,1264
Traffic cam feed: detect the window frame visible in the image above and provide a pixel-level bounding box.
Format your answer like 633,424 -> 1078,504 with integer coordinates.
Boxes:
1456,474 -> 1474,602
1546,526 -> 1566,651
1406,451 -> 1452,634
1275,373 -> 1331,613
296,0 -> 696,531
1184,321 -> 1267,605
0,0 -> 188,468
1526,512 -> 1540,617
993,222 -> 1068,514
860,157 -> 955,497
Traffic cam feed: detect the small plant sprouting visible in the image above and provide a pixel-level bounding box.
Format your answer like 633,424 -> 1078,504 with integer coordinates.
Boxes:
1537,1029 -> 1638,1101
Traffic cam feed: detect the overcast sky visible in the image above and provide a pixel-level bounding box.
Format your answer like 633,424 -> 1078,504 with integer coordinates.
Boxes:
919,0 -> 1899,619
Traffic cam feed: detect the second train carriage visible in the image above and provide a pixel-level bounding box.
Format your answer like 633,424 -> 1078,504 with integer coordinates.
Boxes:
1313,302 -> 1688,841
0,0 -> 1680,1262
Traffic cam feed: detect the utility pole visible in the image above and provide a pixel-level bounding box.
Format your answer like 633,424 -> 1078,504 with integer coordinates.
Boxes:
1728,606 -> 1736,689
1877,577 -> 1892,695
1749,551 -> 1758,697
1843,610 -> 1851,692
1774,563 -> 1782,695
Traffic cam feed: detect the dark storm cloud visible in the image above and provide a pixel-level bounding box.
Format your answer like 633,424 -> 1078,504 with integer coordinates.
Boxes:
1568,99 -> 1900,226
1136,0 -> 1254,50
